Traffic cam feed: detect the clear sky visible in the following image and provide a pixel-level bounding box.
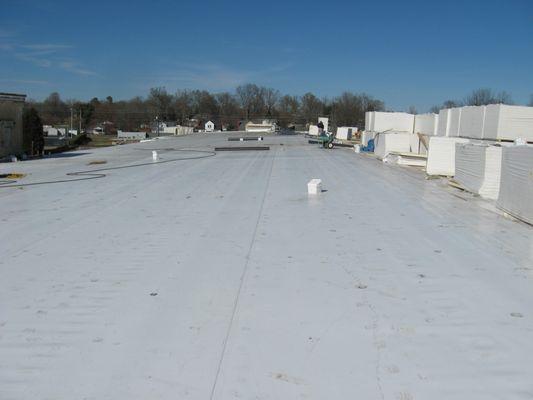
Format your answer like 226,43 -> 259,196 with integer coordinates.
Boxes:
1,0 -> 531,111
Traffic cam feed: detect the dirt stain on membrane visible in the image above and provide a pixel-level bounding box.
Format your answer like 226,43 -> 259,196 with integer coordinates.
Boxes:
270,372 -> 306,386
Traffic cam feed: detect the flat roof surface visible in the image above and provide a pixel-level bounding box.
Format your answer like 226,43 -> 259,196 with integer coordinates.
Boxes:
1,134 -> 532,399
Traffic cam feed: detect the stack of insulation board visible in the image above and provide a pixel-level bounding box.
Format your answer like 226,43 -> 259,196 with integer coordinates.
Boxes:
437,104 -> 533,141
454,143 -> 503,200
365,112 -> 414,133
374,132 -> 415,159
336,127 -> 356,140
364,111 -> 374,131
409,133 -> 422,155
437,107 -> 462,137
458,106 -> 486,139
497,145 -> 533,224
484,104 -> 533,141
426,136 -> 470,176
414,113 -> 439,136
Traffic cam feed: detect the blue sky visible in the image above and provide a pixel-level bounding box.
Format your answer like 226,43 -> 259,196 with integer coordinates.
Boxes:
1,0 -> 532,111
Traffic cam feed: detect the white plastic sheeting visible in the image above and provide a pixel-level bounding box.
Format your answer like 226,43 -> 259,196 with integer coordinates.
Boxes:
383,153 -> 427,167
497,145 -> 533,224
454,143 -> 503,199
426,136 -> 470,176
371,112 -> 414,133
484,104 -> 533,141
374,132 -> 413,159
414,113 -> 439,135
459,106 -> 486,139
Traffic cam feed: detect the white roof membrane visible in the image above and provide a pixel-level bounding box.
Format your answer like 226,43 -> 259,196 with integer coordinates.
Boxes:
1,134 -> 532,399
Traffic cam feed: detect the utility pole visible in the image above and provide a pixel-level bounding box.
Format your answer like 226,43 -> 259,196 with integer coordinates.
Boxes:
70,103 -> 73,138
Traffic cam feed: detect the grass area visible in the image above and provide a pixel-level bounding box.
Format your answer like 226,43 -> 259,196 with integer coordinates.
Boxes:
84,134 -> 118,147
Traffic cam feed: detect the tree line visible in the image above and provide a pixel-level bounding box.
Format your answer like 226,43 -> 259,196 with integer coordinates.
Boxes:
27,86 -> 532,135
28,84 -> 386,132
428,88 -> 518,113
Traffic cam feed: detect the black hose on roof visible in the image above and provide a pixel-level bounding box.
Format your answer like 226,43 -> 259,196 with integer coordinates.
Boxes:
0,148 -> 216,188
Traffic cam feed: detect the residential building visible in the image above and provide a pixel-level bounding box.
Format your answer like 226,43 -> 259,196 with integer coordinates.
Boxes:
205,121 -> 215,132
43,125 -> 67,137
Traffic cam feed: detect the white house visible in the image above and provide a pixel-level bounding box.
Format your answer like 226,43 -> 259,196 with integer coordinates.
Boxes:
43,126 -> 67,137
205,121 -> 215,132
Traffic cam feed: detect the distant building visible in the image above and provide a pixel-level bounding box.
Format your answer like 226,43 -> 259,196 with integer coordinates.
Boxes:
152,121 -> 178,135
245,120 -> 277,133
205,121 -> 215,132
117,130 -> 147,140
43,125 -> 67,137
0,92 -> 26,158
91,121 -> 115,135
162,125 -> 194,136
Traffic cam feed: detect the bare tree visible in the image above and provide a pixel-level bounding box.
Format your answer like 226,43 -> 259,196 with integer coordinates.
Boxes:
174,90 -> 193,124
331,92 -> 360,127
277,95 -> 300,126
147,87 -> 174,120
465,88 -> 513,106
529,94 -> 533,107
263,87 -> 280,117
408,105 -> 418,115
443,100 -> 462,108
114,96 -> 150,131
360,94 -> 384,113
216,92 -> 240,129
300,92 -> 324,123
236,84 -> 258,120
38,92 -> 69,125
330,92 -> 385,128
190,90 -> 218,120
